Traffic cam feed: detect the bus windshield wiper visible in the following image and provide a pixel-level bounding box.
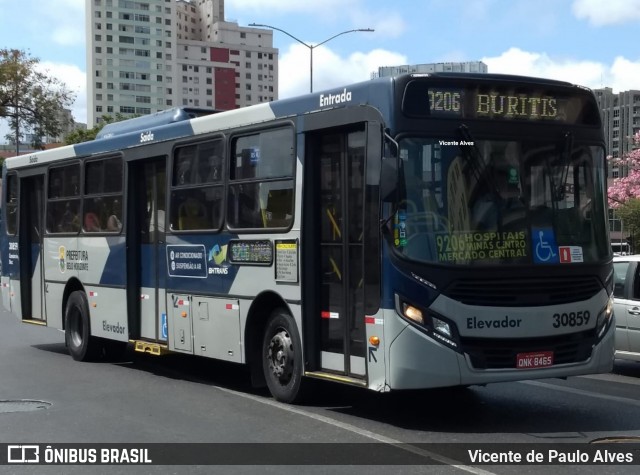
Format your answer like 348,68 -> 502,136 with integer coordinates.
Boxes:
546,132 -> 573,210
557,132 -> 573,199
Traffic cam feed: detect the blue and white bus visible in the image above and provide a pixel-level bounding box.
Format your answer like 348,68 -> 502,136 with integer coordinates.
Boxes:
0,73 -> 615,402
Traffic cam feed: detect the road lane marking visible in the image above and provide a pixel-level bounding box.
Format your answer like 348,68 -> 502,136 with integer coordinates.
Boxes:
521,380 -> 640,408
579,372 -> 640,385
215,385 -> 496,475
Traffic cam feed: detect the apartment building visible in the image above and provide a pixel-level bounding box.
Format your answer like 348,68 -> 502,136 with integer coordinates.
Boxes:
86,0 -> 278,127
594,87 -> 640,160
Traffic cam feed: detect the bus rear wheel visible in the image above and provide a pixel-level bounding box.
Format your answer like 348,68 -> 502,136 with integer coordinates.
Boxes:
262,309 -> 305,403
65,291 -> 100,362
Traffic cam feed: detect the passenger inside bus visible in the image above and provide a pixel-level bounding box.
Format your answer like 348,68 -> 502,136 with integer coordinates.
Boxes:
60,203 -> 79,232
107,202 -> 122,231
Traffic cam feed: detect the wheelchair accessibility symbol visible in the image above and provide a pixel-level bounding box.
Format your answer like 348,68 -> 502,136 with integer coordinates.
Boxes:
532,228 -> 559,264
161,313 -> 168,340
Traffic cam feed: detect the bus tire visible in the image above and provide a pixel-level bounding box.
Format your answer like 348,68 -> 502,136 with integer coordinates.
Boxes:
262,309 -> 305,403
65,291 -> 100,362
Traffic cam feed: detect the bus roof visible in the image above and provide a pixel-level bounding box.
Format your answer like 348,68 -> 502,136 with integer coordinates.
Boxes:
95,107 -> 218,139
4,73 -> 598,171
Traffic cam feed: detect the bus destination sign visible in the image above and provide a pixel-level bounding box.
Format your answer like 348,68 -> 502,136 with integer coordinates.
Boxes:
228,240 -> 273,265
428,88 -> 558,121
402,81 -> 599,125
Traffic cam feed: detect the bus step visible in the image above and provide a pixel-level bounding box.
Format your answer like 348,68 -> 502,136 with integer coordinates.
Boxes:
304,371 -> 367,387
21,319 -> 47,326
132,340 -> 169,356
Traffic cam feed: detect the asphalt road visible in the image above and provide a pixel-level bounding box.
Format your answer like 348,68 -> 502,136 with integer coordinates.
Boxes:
1,307 -> 640,475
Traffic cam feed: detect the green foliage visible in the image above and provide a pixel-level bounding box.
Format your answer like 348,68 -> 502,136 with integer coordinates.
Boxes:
614,198 -> 640,238
0,48 -> 76,150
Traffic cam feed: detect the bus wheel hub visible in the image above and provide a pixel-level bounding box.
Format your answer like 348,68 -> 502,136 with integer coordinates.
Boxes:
268,331 -> 293,380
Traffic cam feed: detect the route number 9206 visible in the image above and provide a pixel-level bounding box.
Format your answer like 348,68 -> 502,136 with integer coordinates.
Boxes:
552,311 -> 590,328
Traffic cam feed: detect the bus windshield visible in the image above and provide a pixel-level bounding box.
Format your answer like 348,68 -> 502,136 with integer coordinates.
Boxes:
393,135 -> 609,266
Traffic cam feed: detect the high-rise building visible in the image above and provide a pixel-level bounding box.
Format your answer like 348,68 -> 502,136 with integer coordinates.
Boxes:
594,87 -> 640,160
86,0 -> 278,127
373,61 -> 488,79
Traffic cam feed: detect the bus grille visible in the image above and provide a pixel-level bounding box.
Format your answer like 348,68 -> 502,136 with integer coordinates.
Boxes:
461,331 -> 596,370
444,276 -> 602,307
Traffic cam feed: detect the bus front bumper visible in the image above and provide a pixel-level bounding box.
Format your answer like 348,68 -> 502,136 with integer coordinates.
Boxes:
387,317 -> 615,390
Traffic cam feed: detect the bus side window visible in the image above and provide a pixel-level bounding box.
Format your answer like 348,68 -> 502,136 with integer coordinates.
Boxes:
178,197 -> 207,230
238,185 -> 262,228
264,188 -> 293,227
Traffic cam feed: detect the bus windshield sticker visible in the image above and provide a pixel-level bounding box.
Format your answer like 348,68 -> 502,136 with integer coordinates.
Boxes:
531,228 -> 559,264
558,246 -> 584,264
275,240 -> 298,283
228,240 -> 273,265
394,211 -> 407,247
167,244 -> 208,278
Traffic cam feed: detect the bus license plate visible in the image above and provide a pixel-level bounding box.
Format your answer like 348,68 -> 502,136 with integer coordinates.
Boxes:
516,351 -> 554,369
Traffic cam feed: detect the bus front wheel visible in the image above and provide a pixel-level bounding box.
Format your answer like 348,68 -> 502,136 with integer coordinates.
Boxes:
65,291 -> 100,362
262,309 -> 305,403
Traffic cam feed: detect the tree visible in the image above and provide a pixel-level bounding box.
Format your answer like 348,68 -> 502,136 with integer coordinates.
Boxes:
608,132 -> 640,208
0,48 -> 75,152
64,123 -> 103,144
608,132 -> 640,250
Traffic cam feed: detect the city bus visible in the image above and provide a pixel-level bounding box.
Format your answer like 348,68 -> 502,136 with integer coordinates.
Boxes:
0,73 -> 615,403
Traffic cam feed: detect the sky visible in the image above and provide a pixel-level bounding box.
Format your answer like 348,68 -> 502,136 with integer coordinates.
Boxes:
1,0 -> 640,129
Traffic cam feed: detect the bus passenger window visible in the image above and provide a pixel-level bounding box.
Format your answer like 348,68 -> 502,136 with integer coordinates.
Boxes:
237,185 -> 262,228
264,188 -> 293,227
179,197 -> 207,230
227,127 -> 295,230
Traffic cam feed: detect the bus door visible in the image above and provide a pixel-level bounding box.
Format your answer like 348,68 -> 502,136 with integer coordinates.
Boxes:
309,125 -> 371,378
127,157 -> 167,343
19,174 -> 45,321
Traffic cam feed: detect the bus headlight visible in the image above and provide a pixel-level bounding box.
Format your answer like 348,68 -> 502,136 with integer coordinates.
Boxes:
398,297 -> 460,351
596,296 -> 614,339
402,303 -> 424,325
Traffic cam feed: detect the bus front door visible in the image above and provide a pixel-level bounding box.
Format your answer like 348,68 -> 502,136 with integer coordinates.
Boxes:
312,127 -> 369,378
127,158 -> 167,344
19,175 -> 45,321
